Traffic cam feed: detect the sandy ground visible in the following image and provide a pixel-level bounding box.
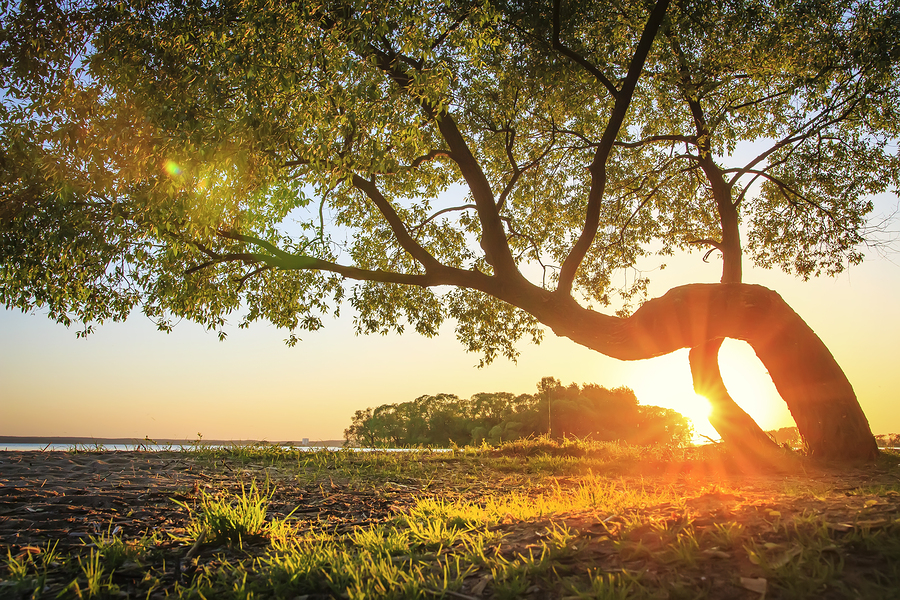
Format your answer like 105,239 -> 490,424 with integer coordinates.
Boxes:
3,450 -> 900,599
0,450 -> 407,555
3,449 -> 900,553
0,451 -> 223,552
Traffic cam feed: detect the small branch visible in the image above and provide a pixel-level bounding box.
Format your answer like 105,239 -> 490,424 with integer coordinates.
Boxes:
617,175 -> 677,246
726,85 -> 869,188
235,265 -> 273,290
412,204 -> 478,231
614,134 -> 697,149
687,239 -> 723,263
552,0 -> 619,98
431,10 -> 471,51
410,149 -> 452,169
725,86 -> 793,113
688,238 -> 723,251
185,253 -> 265,275
736,169 -> 850,231
497,129 -> 556,211
734,172 -> 763,209
282,158 -> 311,168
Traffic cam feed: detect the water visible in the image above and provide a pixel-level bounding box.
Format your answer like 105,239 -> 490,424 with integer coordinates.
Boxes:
0,442 -> 344,452
0,443 -> 447,452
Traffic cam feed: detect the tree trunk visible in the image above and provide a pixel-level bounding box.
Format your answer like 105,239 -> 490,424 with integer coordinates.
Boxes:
689,338 -> 782,457
528,283 -> 878,461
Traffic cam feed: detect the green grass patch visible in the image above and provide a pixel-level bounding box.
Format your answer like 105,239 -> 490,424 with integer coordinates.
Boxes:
3,442 -> 900,598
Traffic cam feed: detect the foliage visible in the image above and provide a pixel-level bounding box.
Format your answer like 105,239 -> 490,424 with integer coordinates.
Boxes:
1,0 -> 897,356
343,376 -> 693,447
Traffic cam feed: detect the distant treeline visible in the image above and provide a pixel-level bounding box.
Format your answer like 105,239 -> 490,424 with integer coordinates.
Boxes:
344,377 -> 694,448
875,433 -> 900,449
765,427 -> 801,447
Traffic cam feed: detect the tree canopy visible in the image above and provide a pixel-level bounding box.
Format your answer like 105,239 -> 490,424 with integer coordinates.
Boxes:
343,378 -> 694,447
1,0 -> 896,458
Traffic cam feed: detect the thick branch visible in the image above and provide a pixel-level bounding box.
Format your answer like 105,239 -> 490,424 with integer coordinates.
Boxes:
185,253 -> 264,274
211,230 -> 438,286
350,174 -> 441,270
363,41 -> 518,278
556,0 -> 671,295
436,114 -> 519,276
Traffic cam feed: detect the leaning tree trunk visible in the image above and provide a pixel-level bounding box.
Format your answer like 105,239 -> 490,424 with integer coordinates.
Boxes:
689,338 -> 782,458
527,283 -> 879,461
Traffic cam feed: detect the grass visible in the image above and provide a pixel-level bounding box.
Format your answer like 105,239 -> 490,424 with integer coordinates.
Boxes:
175,480 -> 277,546
2,441 -> 900,598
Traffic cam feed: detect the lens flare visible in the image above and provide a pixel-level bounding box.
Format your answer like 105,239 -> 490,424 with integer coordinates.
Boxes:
625,350 -> 720,442
163,160 -> 182,177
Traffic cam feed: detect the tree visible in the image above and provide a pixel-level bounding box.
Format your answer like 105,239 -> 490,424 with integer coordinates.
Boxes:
342,378 -> 691,447
2,0 -> 896,459
344,408 -> 380,447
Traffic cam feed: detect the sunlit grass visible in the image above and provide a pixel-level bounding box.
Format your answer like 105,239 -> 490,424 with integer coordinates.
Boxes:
175,479 -> 279,546
5,440 -> 900,599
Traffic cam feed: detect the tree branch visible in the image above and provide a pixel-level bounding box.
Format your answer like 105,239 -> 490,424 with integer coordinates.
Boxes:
728,168 -> 846,225
614,134 -> 696,148
363,40 -> 518,277
497,128 -> 556,211
235,265 -> 273,290
726,83 -> 869,189
185,253 -> 264,275
212,230 -> 442,286
552,0 -> 619,98
410,149 -> 452,169
435,112 -> 519,276
556,0 -> 671,295
412,204 -> 478,231
431,9 -> 470,52
350,174 -> 441,270
688,238 -> 723,250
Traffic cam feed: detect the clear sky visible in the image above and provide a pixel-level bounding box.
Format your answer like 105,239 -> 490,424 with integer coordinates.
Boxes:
2,233 -> 898,442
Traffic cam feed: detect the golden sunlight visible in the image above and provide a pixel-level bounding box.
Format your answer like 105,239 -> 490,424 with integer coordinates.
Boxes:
625,340 -> 796,444
625,350 -> 720,441
717,339 -> 794,430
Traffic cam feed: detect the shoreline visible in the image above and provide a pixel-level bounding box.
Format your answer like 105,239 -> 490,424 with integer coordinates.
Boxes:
0,435 -> 345,447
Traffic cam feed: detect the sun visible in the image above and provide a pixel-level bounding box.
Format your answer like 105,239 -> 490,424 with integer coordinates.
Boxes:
624,350 -> 720,441
623,340 -> 796,443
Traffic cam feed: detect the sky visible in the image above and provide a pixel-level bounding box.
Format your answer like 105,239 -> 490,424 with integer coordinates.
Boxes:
2,231 -> 898,443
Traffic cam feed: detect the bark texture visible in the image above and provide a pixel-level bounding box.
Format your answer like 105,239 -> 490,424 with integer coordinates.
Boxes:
528,282 -> 878,461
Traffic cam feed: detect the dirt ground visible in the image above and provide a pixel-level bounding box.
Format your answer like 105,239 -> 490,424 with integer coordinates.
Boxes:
0,451 -> 412,552
2,450 -> 900,599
